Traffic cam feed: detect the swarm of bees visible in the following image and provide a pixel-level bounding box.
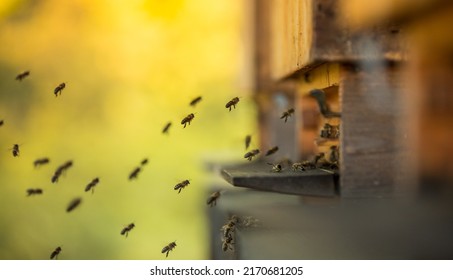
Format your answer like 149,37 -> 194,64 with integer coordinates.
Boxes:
121,223 -> 135,238
220,215 -> 238,252
174,179 -> 190,194
161,241 -> 177,258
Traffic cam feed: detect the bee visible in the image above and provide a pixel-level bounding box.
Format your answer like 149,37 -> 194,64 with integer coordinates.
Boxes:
207,191 -> 221,207
222,235 -> 234,252
189,96 -> 202,107
66,197 -> 82,213
121,223 -> 135,238
161,241 -> 177,258
267,162 -> 282,172
265,146 -> 279,156
85,177 -> 100,193
181,113 -> 195,128
244,149 -> 260,161
26,188 -> 43,196
225,97 -> 240,111
11,144 -> 20,157
162,122 -> 172,134
50,246 -> 62,260
141,158 -> 149,166
280,108 -> 295,122
16,71 -> 30,81
52,160 -> 73,183
128,166 -> 141,180
320,123 -> 340,139
314,152 -> 326,166
54,83 -> 66,97
221,215 -> 238,238
174,179 -> 190,194
328,145 -> 340,163
292,160 -> 316,171
33,157 -> 50,168
0,119 -> 3,126
245,135 -> 252,150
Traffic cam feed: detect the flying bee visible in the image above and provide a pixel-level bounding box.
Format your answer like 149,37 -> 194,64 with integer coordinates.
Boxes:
207,191 -> 221,207
141,158 -> 149,166
162,122 -> 172,134
189,96 -> 202,107
225,97 -> 240,111
265,146 -> 279,156
26,188 -> 43,196
66,197 -> 82,213
128,166 -> 141,180
54,82 -> 66,97
280,108 -> 295,122
161,241 -> 177,258
121,223 -> 135,238
52,160 -> 73,183
16,71 -> 30,81
328,145 -> 340,163
174,179 -> 190,194
244,149 -> 260,161
181,113 -> 195,128
11,144 -> 20,157
33,157 -> 50,168
50,246 -> 62,260
222,235 -> 234,252
0,119 -> 3,126
245,135 -> 252,150
85,177 -> 100,193
267,162 -> 282,172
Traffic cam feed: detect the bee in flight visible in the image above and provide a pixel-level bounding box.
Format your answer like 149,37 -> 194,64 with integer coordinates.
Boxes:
121,223 -> 135,238
52,160 -> 73,183
207,191 -> 221,207
189,96 -> 202,107
15,71 -> 30,81
280,108 -> 295,122
161,241 -> 177,258
11,144 -> 20,157
26,188 -> 43,196
174,179 -> 190,194
0,119 -> 3,126
265,146 -> 279,156
225,97 -> 240,111
128,166 -> 141,180
33,157 -> 50,168
245,135 -> 252,150
50,246 -> 62,260
54,83 -> 66,97
162,122 -> 172,134
85,177 -> 100,193
221,215 -> 239,239
66,197 -> 82,213
181,113 -> 195,128
244,149 -> 260,161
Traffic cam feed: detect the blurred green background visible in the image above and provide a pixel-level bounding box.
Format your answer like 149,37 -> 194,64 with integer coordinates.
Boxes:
0,0 -> 256,259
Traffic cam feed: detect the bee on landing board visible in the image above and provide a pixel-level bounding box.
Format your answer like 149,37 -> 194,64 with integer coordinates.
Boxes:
121,223 -> 135,238
280,108 -> 295,122
50,246 -> 62,260
161,241 -> 177,258
267,162 -> 282,172
174,179 -> 190,194
207,191 -> 221,207
66,197 -> 82,213
33,157 -> 50,168
85,177 -> 100,193
244,149 -> 260,161
128,166 -> 141,180
26,188 -> 43,196
54,83 -> 66,97
225,97 -> 240,111
162,122 -> 172,134
0,120 -> 4,126
181,113 -> 195,128
15,71 -> 30,81
189,96 -> 202,107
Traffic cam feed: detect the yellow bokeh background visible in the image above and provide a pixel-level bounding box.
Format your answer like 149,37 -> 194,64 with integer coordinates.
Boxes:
0,0 -> 255,259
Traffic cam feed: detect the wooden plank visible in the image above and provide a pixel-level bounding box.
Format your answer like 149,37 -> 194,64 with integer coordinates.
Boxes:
221,161 -> 337,197
340,62 -> 413,198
